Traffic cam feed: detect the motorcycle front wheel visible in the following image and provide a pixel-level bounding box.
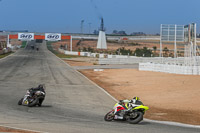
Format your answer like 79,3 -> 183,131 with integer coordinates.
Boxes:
127,111 -> 143,124
104,111 -> 114,121
18,98 -> 23,105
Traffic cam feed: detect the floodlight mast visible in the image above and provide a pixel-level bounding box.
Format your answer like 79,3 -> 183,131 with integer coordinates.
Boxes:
81,20 -> 84,34
88,23 -> 92,34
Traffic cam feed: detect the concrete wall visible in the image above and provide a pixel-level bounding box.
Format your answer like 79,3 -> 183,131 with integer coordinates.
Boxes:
58,48 -> 99,58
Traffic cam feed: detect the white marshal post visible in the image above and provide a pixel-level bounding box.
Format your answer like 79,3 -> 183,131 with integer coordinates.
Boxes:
70,35 -> 73,52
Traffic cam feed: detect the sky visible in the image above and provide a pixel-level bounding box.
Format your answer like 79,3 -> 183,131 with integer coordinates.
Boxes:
0,0 -> 200,34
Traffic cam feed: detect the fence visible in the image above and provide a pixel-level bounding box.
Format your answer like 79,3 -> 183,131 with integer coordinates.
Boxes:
99,56 -> 185,65
139,62 -> 200,75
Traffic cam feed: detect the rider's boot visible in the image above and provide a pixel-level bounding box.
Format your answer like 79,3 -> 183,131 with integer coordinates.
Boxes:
114,115 -> 124,119
114,111 -> 124,119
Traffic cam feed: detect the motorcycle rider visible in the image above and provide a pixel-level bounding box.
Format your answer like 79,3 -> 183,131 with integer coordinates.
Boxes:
28,84 -> 46,106
28,84 -> 45,96
114,97 -> 142,119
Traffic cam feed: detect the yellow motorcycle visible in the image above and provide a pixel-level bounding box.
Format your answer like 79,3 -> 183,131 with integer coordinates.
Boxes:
104,101 -> 149,124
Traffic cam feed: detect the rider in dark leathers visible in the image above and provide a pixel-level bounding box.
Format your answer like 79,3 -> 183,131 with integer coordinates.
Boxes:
28,84 -> 45,106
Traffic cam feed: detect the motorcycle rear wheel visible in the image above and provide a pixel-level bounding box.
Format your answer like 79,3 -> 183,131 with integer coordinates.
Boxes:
104,111 -> 114,121
28,98 -> 39,107
127,111 -> 143,124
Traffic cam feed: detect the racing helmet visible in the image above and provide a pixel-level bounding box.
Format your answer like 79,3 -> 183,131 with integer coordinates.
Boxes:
38,84 -> 43,88
38,84 -> 45,90
131,97 -> 140,103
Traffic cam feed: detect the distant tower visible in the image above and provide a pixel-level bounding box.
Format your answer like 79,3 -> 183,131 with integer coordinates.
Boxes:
97,18 -> 107,49
7,35 -> 11,48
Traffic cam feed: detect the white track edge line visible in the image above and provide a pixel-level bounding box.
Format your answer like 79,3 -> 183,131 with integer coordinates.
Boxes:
144,119 -> 200,129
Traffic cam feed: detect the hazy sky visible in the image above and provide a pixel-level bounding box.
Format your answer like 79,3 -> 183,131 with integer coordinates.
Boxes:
0,0 -> 200,34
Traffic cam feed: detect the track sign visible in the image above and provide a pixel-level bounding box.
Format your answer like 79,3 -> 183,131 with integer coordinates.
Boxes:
18,33 -> 34,40
160,24 -> 184,42
45,33 -> 61,41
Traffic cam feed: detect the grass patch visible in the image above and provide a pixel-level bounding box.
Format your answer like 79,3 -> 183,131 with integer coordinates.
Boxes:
46,41 -> 79,58
21,41 -> 27,48
0,52 -> 14,59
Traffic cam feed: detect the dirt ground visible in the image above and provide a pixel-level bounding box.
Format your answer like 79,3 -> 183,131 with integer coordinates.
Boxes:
0,126 -> 37,133
65,59 -> 200,126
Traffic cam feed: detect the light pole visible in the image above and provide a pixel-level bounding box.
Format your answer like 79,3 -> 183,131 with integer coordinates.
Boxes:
81,20 -> 84,34
88,23 -> 92,34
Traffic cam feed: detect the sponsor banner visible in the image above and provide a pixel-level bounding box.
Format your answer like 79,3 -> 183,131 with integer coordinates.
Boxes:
45,33 -> 61,41
18,33 -> 34,40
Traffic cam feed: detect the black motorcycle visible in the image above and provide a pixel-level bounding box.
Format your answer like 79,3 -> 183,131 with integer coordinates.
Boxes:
18,85 -> 46,107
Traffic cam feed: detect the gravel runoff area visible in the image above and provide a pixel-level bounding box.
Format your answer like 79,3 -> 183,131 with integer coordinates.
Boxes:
64,58 -> 200,126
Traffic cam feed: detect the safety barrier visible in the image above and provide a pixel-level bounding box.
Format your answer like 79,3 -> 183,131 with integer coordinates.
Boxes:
139,62 -> 200,75
99,57 -> 185,65
59,49 -> 99,58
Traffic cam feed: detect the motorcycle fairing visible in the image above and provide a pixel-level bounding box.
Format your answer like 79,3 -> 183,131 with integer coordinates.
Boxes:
113,103 -> 126,114
132,105 -> 149,111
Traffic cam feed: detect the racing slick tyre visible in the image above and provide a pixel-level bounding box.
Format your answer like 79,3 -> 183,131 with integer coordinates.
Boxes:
38,98 -> 44,107
28,98 -> 39,107
104,111 -> 114,121
18,98 -> 23,105
127,111 -> 143,124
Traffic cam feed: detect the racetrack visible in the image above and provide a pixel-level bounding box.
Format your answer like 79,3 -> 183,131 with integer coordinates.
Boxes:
0,41 -> 199,133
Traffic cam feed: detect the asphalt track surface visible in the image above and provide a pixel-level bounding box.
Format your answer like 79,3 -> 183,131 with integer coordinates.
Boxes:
0,41 -> 199,133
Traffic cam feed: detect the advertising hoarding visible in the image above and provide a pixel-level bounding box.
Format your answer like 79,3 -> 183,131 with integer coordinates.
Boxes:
18,33 -> 34,40
45,33 -> 61,41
